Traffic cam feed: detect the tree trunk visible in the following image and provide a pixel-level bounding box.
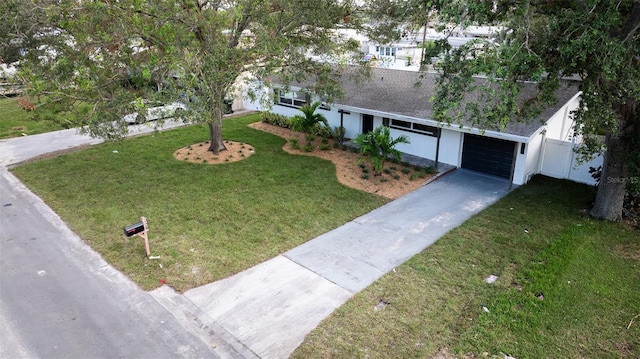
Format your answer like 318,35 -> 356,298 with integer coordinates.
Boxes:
207,119 -> 226,154
590,132 -> 627,221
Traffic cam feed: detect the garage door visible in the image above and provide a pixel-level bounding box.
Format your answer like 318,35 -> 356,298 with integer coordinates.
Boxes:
461,134 -> 515,179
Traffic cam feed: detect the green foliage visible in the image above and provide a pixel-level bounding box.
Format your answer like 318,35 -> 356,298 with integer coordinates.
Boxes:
4,0 -> 359,146
290,101 -> 330,145
261,112 -> 291,128
353,126 -> 410,174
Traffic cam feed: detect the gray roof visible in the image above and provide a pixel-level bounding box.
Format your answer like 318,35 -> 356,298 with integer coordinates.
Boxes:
327,67 -> 580,138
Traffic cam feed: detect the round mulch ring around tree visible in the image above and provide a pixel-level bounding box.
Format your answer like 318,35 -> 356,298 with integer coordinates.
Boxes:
173,141 -> 255,164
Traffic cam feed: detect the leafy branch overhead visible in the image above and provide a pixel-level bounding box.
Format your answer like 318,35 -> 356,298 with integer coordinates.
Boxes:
1,0 -> 361,153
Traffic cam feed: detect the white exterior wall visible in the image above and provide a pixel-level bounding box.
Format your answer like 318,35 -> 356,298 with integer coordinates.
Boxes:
387,126 -> 438,160
521,133 -> 545,184
438,129 -> 462,166
539,138 -> 602,185
541,93 -> 581,141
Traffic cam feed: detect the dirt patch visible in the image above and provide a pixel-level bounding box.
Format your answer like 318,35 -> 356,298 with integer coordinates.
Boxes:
173,140 -> 254,164
250,122 -> 435,199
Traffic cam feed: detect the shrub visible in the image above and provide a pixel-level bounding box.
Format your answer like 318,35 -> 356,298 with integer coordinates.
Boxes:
380,177 -> 388,183
393,174 -> 401,180
260,112 -> 291,128
352,126 -> 410,175
313,124 -> 333,139
289,138 -> 300,150
320,144 -> 330,151
361,173 -> 369,180
331,126 -> 346,140
401,168 -> 411,174
303,144 -> 313,152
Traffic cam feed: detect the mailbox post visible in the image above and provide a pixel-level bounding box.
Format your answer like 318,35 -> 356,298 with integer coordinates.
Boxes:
124,216 -> 151,257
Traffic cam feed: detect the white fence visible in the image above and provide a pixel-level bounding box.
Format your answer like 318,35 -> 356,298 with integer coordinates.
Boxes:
539,138 -> 603,185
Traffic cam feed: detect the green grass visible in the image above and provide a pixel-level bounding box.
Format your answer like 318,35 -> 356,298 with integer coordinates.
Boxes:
11,114 -> 388,292
292,176 -> 640,358
0,97 -> 69,138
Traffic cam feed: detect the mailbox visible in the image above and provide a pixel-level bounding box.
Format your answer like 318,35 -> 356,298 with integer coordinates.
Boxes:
124,222 -> 145,237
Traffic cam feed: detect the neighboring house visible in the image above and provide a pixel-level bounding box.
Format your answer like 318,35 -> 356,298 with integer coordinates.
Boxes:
243,66 -> 601,186
359,26 -> 500,70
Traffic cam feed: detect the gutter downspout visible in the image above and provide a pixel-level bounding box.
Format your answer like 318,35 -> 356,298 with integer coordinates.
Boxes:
435,128 -> 441,170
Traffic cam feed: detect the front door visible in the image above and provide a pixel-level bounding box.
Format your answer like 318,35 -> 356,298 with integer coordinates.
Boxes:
362,114 -> 374,134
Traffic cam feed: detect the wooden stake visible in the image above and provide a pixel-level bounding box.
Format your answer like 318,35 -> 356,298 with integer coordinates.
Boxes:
138,216 -> 151,257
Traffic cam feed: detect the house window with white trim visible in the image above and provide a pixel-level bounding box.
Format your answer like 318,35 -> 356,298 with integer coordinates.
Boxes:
274,89 -> 310,108
377,46 -> 397,57
383,117 -> 440,137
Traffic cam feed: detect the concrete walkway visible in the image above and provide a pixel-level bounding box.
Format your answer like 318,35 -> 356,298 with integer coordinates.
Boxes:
150,169 -> 511,358
1,122 -> 511,358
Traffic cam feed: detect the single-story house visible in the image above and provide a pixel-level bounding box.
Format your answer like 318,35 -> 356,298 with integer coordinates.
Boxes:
243,66 -> 599,186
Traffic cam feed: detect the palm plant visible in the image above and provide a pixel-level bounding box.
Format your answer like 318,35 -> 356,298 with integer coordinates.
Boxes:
354,126 -> 410,175
290,101 -> 329,146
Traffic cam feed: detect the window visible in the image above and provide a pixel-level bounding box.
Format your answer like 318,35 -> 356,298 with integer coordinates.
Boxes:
413,123 -> 439,136
391,119 -> 411,129
274,88 -> 310,108
293,91 -> 307,107
385,117 -> 440,137
377,46 -> 397,57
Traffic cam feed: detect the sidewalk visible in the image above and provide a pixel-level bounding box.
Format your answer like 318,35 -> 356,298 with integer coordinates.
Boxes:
151,169 -> 511,358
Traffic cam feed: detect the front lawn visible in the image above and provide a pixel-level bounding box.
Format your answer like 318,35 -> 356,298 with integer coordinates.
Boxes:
292,176 -> 640,358
10,114 -> 388,291
0,97 -> 69,139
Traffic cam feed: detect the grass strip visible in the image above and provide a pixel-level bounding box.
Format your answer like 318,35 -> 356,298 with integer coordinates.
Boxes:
292,176 -> 640,358
11,114 -> 388,291
0,97 -> 69,138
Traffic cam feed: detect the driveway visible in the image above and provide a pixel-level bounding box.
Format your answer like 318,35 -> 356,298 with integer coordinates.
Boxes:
153,169 -> 511,358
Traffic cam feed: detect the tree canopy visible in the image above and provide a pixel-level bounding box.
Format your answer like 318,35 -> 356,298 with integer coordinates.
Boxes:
1,0 -> 360,152
366,0 -> 640,221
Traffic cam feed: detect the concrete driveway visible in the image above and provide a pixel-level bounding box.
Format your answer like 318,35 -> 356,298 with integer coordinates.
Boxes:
152,169 -> 511,358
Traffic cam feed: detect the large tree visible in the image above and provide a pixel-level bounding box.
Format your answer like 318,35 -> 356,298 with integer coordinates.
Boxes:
1,0 -> 359,153
365,0 -> 640,221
